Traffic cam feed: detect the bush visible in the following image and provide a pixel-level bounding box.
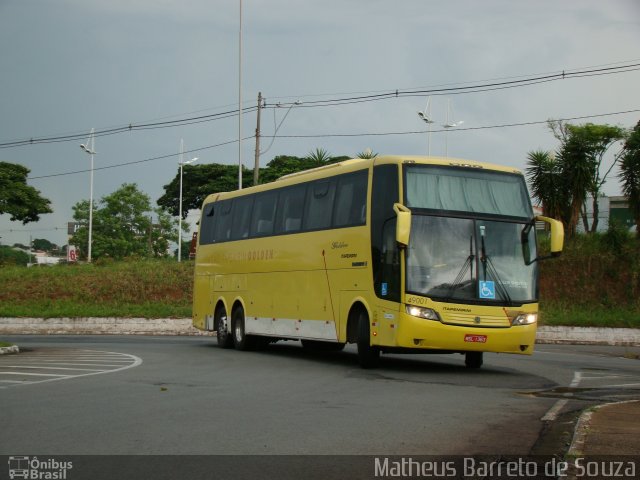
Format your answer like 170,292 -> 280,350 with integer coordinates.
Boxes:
0,246 -> 29,266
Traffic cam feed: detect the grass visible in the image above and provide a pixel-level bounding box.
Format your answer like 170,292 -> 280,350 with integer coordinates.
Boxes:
0,259 -> 193,319
539,304 -> 640,328
0,342 -> 14,348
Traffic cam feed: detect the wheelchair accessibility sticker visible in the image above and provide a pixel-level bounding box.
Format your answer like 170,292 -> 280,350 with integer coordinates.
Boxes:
479,281 -> 496,299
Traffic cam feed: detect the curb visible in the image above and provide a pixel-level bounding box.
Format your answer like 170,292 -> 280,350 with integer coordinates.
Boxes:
0,318 -> 213,336
536,326 -> 640,346
567,399 -> 640,458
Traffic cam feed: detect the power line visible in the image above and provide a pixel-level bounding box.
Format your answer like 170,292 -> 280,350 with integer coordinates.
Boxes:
2,61 -> 639,150
27,108 -> 639,181
265,108 -> 640,139
28,137 -> 254,180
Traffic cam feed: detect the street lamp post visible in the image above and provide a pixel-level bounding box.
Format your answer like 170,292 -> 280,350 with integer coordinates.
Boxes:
417,97 -> 435,156
178,141 -> 198,262
80,128 -> 96,263
238,0 -> 243,190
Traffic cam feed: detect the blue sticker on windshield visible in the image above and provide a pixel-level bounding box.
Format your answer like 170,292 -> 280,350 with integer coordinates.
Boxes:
479,281 -> 496,299
381,283 -> 388,296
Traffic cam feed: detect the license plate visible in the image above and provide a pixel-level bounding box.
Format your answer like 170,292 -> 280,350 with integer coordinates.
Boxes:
464,334 -> 487,343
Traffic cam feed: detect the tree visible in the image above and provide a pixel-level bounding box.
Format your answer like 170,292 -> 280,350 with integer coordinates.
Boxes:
619,120 -> 640,238
157,153 -> 349,216
32,238 -> 58,252
527,121 -> 627,238
71,183 -> 180,260
0,162 -> 52,223
356,148 -> 378,159
0,245 -> 29,266
525,150 -> 566,220
305,147 -> 333,164
158,164 -> 254,218
550,121 -> 626,235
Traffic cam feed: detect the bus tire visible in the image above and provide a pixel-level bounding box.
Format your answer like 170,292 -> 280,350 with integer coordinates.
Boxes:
215,306 -> 234,349
356,310 -> 380,369
232,307 -> 254,351
465,351 -> 483,369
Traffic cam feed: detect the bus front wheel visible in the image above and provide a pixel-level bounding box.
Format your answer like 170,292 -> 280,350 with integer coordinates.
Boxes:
215,307 -> 234,349
356,310 -> 380,369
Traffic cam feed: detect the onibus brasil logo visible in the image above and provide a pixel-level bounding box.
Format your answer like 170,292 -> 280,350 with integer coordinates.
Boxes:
8,456 -> 72,479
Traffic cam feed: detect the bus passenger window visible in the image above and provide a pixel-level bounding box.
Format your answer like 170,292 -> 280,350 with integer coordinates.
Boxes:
304,180 -> 336,231
213,200 -> 233,242
275,184 -> 306,234
250,191 -> 278,237
230,195 -> 254,240
334,170 -> 368,227
199,203 -> 216,245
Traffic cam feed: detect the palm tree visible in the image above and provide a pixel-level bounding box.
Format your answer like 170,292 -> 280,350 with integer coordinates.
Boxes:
525,150 -> 565,221
305,148 -> 332,165
619,121 -> 640,238
356,148 -> 378,159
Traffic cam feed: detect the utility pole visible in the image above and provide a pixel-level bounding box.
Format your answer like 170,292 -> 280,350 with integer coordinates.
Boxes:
253,91 -> 262,185
148,215 -> 153,257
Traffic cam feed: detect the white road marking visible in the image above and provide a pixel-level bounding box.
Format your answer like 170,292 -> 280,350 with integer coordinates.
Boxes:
0,348 -> 142,389
541,371 -> 581,421
2,365 -> 106,372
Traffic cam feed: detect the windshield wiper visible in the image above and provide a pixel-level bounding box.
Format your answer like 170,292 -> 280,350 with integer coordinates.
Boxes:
444,235 -> 475,301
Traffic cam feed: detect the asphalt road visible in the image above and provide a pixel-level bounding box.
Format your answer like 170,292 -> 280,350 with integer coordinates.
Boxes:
1,335 -> 639,457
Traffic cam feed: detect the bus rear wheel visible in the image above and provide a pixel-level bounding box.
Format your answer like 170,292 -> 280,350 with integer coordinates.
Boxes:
232,307 -> 255,351
465,351 -> 483,369
356,310 -> 380,369
215,307 -> 234,349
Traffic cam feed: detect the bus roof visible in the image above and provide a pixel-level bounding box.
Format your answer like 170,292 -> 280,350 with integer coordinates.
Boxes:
202,155 -> 523,205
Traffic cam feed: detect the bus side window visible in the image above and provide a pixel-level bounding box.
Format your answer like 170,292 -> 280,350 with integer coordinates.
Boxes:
275,184 -> 306,234
199,203 -> 216,245
334,170 -> 368,228
230,195 -> 254,240
304,179 -> 336,231
214,200 -> 233,242
250,190 -> 278,237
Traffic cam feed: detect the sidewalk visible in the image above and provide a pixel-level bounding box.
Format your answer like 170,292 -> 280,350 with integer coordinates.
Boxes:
569,400 -> 640,456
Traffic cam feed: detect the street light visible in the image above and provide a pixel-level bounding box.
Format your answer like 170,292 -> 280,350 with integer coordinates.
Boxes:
238,0 -> 243,189
417,97 -> 435,155
178,145 -> 198,262
79,128 -> 96,263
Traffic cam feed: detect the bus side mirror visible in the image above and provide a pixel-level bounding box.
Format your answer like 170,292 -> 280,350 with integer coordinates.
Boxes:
523,216 -> 564,265
536,215 -> 564,256
393,203 -> 411,248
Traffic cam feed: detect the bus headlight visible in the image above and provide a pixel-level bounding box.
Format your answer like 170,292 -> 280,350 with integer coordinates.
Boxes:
406,305 -> 441,321
512,313 -> 537,326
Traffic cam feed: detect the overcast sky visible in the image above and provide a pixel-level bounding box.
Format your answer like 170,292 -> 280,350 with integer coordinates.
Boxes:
1,0 -> 639,248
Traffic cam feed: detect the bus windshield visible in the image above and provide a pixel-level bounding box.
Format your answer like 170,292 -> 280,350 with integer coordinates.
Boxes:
404,165 -> 537,304
406,216 -> 538,304
405,165 -> 533,219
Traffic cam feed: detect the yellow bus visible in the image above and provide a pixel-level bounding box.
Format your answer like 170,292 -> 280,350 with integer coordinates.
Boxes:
192,155 -> 563,368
